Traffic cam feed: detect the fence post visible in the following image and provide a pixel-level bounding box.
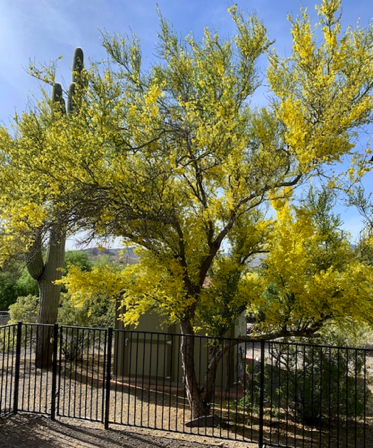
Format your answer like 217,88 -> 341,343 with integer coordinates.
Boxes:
104,326 -> 113,429
13,321 -> 22,414
50,323 -> 59,421
258,339 -> 265,448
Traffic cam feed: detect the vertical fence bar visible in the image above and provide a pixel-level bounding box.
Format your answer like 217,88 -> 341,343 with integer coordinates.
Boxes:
4,326 -> 10,413
258,339 -> 265,448
364,350 -> 367,448
57,325 -> 63,417
135,332 -> 140,426
346,348 -> 349,447
0,327 -> 5,414
13,322 -> 22,414
8,326 -> 15,415
104,327 -> 113,430
51,323 -> 59,420
176,333 -> 181,432
101,329 -> 107,422
114,329 -> 121,425
354,349 -> 358,448
140,332 -> 146,428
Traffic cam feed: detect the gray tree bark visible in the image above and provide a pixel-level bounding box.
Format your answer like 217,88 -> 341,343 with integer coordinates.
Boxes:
179,315 -> 240,420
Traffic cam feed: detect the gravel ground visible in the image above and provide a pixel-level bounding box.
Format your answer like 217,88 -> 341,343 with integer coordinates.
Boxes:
0,339 -> 258,447
0,413 -> 256,448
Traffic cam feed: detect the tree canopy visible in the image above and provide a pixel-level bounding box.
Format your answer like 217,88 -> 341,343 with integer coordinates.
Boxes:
60,0 -> 373,334
1,0 -> 373,333
244,189 -> 373,339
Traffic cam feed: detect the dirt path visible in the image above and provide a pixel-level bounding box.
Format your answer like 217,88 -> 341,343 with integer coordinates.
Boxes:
0,413 -> 255,448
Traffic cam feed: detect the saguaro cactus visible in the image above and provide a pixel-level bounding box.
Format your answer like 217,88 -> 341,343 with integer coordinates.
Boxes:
26,48 -> 85,369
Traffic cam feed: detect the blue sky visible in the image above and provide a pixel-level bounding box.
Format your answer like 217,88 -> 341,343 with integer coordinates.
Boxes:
0,0 -> 372,247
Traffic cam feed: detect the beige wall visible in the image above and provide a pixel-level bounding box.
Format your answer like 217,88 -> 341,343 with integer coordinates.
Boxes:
114,311 -> 246,389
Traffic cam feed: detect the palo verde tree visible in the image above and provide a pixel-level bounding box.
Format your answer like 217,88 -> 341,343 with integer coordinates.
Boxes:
57,0 -> 373,419
244,188 -> 373,340
2,0 -> 373,418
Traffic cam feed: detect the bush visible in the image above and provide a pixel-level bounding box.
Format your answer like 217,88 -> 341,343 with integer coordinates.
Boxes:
265,342 -> 366,426
57,293 -> 115,328
14,270 -> 38,298
7,293 -> 115,360
240,326 -> 371,427
7,292 -> 115,328
8,295 -> 38,323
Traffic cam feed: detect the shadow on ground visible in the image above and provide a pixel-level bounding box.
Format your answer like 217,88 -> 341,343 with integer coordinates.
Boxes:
0,413 -> 251,448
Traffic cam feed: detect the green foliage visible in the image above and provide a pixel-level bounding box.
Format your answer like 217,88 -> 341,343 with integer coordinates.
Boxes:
57,276 -> 116,361
64,250 -> 92,273
14,269 -> 38,297
6,250 -> 114,327
0,250 -> 90,312
57,292 -> 115,328
0,271 -> 18,311
8,291 -> 115,328
0,264 -> 38,311
240,327 -> 371,426
8,295 -> 38,323
266,342 -> 366,425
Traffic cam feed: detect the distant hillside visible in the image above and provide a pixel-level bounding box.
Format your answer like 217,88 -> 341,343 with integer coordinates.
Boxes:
78,247 -> 263,268
81,247 -> 139,265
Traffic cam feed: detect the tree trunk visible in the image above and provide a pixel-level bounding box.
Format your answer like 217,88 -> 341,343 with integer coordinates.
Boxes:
179,317 -> 238,420
201,345 -> 223,411
179,317 -> 211,419
27,226 -> 66,369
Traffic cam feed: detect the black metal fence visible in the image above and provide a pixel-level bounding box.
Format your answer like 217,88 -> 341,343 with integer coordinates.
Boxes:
1,322 -> 372,448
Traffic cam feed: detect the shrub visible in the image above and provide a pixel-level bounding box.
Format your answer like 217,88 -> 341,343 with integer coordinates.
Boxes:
8,295 -> 38,323
7,292 -> 115,328
265,341 -> 367,426
239,326 -> 371,427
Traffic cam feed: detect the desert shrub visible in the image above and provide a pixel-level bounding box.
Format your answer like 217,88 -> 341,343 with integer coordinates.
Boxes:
7,293 -> 115,360
239,326 -> 371,426
57,293 -> 115,360
265,341 -> 367,426
7,292 -> 115,328
57,293 -> 115,328
8,295 -> 38,323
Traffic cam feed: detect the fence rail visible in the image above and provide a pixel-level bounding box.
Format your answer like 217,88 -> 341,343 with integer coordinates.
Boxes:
1,322 -> 372,448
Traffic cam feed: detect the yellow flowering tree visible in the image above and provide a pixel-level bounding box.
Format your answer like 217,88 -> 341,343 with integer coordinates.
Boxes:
245,189 -> 373,340
2,0 -> 373,418
58,1 -> 373,418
